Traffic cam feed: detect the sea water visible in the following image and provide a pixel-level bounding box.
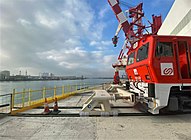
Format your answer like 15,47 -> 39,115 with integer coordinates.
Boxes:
0,78 -> 112,95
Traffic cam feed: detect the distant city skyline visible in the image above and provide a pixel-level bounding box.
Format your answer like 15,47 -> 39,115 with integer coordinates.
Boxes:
0,69 -> 86,81
0,0 -> 174,77
0,69 -> 82,77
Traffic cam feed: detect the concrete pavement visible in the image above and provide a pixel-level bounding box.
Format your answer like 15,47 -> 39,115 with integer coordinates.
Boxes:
0,91 -> 191,140
0,114 -> 191,140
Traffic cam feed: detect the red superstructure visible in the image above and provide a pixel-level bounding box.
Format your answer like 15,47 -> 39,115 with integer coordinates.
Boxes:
126,35 -> 191,84
107,0 -> 191,114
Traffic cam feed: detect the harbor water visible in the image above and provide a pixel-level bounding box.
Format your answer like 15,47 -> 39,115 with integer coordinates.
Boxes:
0,78 -> 112,95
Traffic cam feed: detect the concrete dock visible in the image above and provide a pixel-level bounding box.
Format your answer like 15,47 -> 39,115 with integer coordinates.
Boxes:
0,91 -> 191,140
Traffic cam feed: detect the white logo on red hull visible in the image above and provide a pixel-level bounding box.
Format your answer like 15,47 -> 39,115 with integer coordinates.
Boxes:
160,63 -> 174,76
133,69 -> 138,75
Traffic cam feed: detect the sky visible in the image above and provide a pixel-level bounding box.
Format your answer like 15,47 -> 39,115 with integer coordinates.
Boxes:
0,0 -> 174,77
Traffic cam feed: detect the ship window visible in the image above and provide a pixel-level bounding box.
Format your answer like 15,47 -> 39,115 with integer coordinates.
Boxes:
156,42 -> 173,57
136,43 -> 149,62
127,52 -> 135,65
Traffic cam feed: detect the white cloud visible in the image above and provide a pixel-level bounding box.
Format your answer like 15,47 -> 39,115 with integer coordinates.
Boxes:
90,41 -> 98,46
90,40 -> 112,50
98,5 -> 110,19
103,55 -> 116,64
0,0 -> 115,77
35,13 -> 59,28
17,18 -> 31,26
91,22 -> 106,40
0,49 -> 10,59
36,46 -> 115,75
90,40 -> 111,47
37,47 -> 89,69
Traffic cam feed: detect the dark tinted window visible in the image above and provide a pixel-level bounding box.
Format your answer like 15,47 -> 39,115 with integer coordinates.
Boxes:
127,52 -> 135,65
136,43 -> 149,62
156,42 -> 173,57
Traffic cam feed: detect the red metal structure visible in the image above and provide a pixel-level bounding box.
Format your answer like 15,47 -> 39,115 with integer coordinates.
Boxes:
113,71 -> 120,84
108,0 -> 191,114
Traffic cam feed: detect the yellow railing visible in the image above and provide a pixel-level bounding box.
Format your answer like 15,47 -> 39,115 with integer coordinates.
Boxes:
10,84 -> 101,115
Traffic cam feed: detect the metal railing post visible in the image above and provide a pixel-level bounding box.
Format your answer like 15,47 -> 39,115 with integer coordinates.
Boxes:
71,85 -> 73,93
11,89 -> 15,112
62,86 -> 64,95
54,86 -> 56,98
80,83 -> 82,90
22,88 -> 25,108
43,87 -> 46,99
9,94 -> 12,113
29,88 -> 31,106
68,85 -> 70,93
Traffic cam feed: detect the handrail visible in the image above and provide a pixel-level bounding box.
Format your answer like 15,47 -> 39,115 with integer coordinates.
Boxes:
9,83 -> 103,115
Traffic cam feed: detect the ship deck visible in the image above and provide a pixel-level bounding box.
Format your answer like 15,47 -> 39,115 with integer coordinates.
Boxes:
0,90 -> 191,140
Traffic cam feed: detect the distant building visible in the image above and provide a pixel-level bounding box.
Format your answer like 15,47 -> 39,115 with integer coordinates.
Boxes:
41,72 -> 49,77
0,70 -> 10,80
39,72 -> 55,79
61,76 -> 76,80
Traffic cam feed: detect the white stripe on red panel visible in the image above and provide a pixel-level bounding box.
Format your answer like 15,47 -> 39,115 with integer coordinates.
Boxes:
109,0 -> 118,6
117,12 -> 127,24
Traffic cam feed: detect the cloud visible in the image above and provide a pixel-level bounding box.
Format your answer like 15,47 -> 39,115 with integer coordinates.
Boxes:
17,18 -> 31,26
98,5 -> 110,19
90,40 -> 112,50
35,13 -> 59,28
0,0 -> 117,77
36,47 -> 115,76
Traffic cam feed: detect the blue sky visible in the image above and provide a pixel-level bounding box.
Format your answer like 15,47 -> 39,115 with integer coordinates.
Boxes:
0,0 -> 174,77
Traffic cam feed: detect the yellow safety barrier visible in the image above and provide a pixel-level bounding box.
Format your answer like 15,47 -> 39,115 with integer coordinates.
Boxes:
10,84 -> 101,115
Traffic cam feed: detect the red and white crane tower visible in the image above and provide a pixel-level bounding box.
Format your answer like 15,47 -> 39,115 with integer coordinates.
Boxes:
108,0 -> 162,84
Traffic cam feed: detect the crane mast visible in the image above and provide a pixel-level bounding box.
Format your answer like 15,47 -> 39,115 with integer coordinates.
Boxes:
108,0 -> 145,47
108,0 -> 162,84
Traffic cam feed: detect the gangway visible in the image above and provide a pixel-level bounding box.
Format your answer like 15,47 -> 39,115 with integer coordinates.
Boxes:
80,90 -> 116,116
80,89 -> 135,116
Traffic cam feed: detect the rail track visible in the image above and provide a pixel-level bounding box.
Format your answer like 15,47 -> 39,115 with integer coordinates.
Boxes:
9,105 -> 191,117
